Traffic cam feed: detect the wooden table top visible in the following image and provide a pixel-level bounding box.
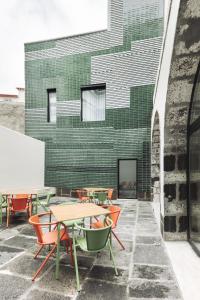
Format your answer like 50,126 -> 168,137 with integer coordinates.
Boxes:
83,187 -> 109,193
50,203 -> 109,222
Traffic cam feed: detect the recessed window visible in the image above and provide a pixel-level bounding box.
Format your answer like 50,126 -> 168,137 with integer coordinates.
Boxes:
81,84 -> 106,121
47,89 -> 56,123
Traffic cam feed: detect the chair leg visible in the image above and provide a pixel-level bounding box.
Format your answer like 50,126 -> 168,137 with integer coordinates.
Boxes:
32,244 -> 56,281
6,208 -> 10,227
108,239 -> 118,276
69,239 -> 74,266
0,205 -> 2,225
112,230 -> 125,250
34,245 -> 44,259
29,203 -> 32,217
72,234 -> 80,291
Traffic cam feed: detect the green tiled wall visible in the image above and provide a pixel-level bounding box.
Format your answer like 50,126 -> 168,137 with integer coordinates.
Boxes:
25,0 -> 163,198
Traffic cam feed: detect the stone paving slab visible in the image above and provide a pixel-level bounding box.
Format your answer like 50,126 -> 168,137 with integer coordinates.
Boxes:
26,288 -> 72,300
61,254 -> 95,268
129,279 -> 181,299
1,254 -> 52,279
88,265 -> 129,285
134,244 -> 170,265
3,235 -> 36,249
36,264 -> 89,297
18,224 -> 36,236
132,264 -> 174,281
135,236 -> 162,245
77,279 -> 128,300
0,245 -> 23,266
0,199 -> 182,300
94,248 -> 132,268
0,273 -> 31,299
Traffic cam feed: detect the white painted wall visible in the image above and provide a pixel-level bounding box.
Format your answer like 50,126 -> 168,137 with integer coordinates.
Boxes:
0,126 -> 45,189
151,0 -> 181,215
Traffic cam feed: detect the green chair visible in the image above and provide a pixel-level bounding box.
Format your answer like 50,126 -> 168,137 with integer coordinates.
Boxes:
0,193 -> 7,225
33,192 -> 52,213
96,192 -> 107,205
72,217 -> 118,291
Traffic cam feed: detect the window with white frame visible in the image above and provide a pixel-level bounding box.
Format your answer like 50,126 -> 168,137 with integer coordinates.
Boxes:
81,84 -> 106,121
47,89 -> 56,123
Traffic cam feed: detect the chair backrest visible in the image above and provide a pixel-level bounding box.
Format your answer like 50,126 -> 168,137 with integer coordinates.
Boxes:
107,205 -> 121,227
77,218 -> 112,251
29,214 -> 43,243
107,189 -> 113,200
97,192 -> 107,203
11,195 -> 29,211
37,192 -> 52,205
76,189 -> 87,200
0,193 -> 4,204
29,212 -> 57,244
46,193 -> 52,205
15,194 -> 29,199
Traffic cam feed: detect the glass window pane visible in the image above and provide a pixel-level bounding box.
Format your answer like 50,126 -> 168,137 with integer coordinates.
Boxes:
119,160 -> 137,199
48,91 -> 56,123
82,87 -> 105,121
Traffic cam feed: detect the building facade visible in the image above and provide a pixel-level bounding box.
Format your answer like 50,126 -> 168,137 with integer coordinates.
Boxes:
25,0 -> 163,198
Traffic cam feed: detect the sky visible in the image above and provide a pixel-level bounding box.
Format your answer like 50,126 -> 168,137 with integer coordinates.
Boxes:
0,0 -> 107,94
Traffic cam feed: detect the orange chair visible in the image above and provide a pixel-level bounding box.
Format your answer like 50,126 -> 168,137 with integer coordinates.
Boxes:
92,205 -> 125,250
29,212 -> 73,281
76,189 -> 90,202
7,194 -> 31,227
107,189 -> 114,204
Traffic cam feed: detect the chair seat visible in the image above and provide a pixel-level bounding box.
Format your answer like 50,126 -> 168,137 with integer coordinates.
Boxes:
11,207 -> 29,212
91,220 -> 104,228
42,228 -> 69,244
92,220 -> 115,229
76,237 -> 88,251
63,218 -> 84,227
80,197 -> 89,201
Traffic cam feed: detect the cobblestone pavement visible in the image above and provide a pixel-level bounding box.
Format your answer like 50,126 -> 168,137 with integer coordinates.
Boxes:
0,199 -> 182,300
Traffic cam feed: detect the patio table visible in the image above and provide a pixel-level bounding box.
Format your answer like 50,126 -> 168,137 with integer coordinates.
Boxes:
50,203 -> 110,279
83,187 -> 109,193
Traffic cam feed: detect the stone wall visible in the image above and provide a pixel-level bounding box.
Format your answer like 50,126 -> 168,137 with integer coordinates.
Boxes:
152,112 -> 160,203
0,102 -> 25,133
163,0 -> 200,240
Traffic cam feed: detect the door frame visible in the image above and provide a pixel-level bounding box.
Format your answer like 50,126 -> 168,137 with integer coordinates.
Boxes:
117,158 -> 138,199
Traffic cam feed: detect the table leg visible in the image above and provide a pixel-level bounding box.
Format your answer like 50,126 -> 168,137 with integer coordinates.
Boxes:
55,222 -> 61,279
72,226 -> 80,291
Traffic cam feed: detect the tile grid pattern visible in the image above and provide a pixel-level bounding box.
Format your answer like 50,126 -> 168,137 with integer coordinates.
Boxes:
25,0 -> 164,196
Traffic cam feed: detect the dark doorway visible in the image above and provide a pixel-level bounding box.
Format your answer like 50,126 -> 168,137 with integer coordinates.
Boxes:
118,159 -> 137,199
187,61 -> 200,256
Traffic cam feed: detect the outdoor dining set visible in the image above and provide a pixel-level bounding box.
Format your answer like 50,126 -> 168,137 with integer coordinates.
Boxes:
0,187 -> 125,291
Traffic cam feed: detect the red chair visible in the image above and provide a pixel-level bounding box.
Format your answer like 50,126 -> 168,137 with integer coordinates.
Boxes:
76,189 -> 90,202
29,212 -> 73,281
91,205 -> 125,250
7,194 -> 31,227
